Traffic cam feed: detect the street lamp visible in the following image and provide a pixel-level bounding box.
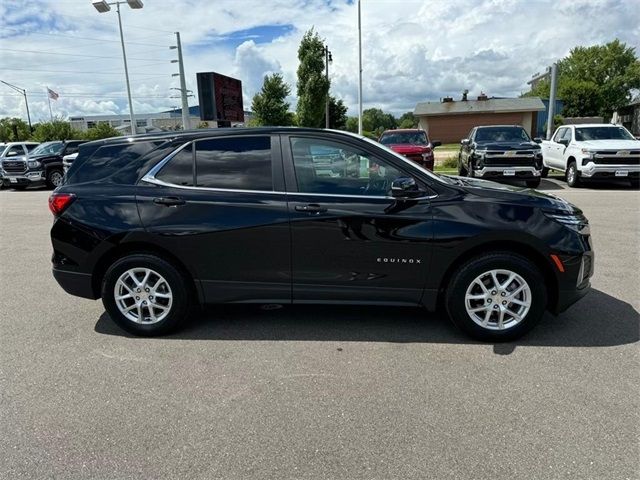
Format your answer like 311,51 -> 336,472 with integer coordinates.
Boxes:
324,45 -> 332,129
92,0 -> 143,134
0,80 -> 32,131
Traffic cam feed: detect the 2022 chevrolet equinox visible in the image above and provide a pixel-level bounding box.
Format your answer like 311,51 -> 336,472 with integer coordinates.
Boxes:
50,128 -> 593,341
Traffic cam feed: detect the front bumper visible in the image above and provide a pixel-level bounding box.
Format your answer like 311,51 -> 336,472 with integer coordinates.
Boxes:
474,166 -> 542,179
551,251 -> 594,314
580,162 -> 640,179
2,171 -> 45,186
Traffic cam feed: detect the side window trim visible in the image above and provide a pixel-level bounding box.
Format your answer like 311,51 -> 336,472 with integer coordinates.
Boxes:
142,135 -> 282,194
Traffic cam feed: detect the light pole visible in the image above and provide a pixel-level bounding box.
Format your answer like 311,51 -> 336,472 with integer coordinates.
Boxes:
357,0 -> 363,135
170,32 -> 191,130
1,80 -> 32,132
324,45 -> 332,129
92,0 -> 143,135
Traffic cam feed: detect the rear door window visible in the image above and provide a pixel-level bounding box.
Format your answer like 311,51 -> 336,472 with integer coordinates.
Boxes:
194,136 -> 272,191
155,144 -> 194,186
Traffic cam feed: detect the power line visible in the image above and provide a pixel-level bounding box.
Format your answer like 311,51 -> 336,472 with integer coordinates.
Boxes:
1,67 -> 172,76
0,47 -> 168,63
2,26 -> 168,48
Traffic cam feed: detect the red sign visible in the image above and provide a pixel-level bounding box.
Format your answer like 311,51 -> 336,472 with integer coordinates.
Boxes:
197,72 -> 244,122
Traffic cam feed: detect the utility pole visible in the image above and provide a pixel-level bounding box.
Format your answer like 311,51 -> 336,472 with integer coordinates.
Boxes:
172,32 -> 190,130
324,45 -> 332,129
546,62 -> 558,140
1,80 -> 32,131
357,0 -> 363,135
115,2 -> 136,134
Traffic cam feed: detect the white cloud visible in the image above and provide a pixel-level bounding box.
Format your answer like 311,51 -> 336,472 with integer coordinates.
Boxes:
0,0 -> 638,121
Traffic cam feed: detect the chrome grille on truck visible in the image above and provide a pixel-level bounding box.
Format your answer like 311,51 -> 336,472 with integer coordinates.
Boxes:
1,160 -> 27,174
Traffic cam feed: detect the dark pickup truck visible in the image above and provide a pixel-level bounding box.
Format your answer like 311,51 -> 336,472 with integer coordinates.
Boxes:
1,140 -> 85,189
457,125 -> 544,188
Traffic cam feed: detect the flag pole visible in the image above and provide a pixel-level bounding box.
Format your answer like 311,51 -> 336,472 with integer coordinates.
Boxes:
46,86 -> 53,121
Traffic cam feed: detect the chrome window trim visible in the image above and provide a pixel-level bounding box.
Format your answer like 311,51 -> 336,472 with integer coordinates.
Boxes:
142,137 -> 438,201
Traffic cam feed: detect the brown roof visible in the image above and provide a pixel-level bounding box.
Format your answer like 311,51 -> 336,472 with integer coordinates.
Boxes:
414,97 -> 545,116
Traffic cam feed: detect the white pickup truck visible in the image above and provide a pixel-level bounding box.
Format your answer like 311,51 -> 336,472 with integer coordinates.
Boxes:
541,123 -> 640,188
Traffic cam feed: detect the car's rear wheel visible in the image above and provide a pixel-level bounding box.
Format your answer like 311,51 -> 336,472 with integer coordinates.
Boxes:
445,252 -> 547,341
541,167 -> 549,178
526,179 -> 541,188
565,161 -> 581,188
46,168 -> 64,189
101,254 -> 192,336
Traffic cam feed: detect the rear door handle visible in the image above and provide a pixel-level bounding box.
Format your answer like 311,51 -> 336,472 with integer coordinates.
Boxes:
295,203 -> 327,213
153,196 -> 185,206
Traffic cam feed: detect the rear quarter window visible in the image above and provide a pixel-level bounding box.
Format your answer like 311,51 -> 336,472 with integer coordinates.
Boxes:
66,141 -> 165,185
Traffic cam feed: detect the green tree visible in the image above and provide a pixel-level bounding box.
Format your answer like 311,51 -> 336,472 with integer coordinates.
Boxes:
0,117 -> 31,142
362,108 -> 396,132
296,28 -> 330,127
251,73 -> 294,126
524,39 -> 640,118
328,96 -> 348,129
30,118 -> 82,142
82,122 -> 121,141
397,111 -> 417,129
345,116 -> 358,133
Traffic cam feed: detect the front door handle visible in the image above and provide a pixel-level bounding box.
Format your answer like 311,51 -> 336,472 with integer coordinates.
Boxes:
295,203 -> 327,213
153,196 -> 185,206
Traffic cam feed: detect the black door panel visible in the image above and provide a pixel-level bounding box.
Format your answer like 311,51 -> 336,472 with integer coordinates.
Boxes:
287,194 -> 433,303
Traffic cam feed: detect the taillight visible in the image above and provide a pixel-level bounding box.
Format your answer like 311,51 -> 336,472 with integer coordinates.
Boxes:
49,193 -> 76,216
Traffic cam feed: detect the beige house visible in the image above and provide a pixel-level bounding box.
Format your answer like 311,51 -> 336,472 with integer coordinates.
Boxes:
414,97 -> 546,143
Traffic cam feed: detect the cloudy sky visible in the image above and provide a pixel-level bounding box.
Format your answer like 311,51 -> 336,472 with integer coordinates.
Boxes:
1,0 -> 638,122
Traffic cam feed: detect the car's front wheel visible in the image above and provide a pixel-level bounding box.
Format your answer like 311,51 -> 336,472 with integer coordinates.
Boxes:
101,254 -> 193,336
458,155 -> 468,176
565,162 -> 581,188
446,252 -> 547,341
526,179 -> 541,188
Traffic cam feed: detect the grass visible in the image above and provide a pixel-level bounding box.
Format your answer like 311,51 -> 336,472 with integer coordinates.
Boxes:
436,143 -> 460,151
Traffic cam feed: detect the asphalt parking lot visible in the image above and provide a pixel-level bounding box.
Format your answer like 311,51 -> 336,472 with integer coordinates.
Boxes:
1,178 -> 638,480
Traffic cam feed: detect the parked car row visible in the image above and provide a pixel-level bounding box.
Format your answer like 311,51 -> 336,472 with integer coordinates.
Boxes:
381,123 -> 639,189
0,140 -> 85,189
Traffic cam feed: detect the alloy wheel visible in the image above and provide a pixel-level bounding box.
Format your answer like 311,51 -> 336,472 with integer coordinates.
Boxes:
114,268 -> 173,324
464,269 -> 532,331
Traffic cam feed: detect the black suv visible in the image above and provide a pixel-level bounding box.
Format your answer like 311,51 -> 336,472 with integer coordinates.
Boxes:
2,140 -> 84,189
50,128 -> 593,341
458,125 -> 544,188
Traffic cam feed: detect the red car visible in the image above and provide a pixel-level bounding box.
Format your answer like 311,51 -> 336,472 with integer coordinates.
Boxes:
378,129 -> 441,170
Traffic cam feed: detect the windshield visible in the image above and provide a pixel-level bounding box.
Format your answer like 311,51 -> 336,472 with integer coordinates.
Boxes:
379,131 -> 428,146
31,141 -> 64,156
475,127 -> 531,143
575,126 -> 635,141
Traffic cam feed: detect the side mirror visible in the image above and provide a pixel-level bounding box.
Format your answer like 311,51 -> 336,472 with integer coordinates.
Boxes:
558,139 -> 569,147
460,139 -> 470,146
533,137 -> 542,143
391,177 -> 421,199
6,150 -> 19,157
432,141 -> 442,148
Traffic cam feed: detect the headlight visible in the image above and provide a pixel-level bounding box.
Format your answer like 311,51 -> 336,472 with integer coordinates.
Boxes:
580,148 -> 595,159
27,159 -> 41,168
544,211 -> 589,233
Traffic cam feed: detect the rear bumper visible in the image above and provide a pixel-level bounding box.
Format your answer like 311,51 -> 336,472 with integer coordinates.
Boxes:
52,268 -> 97,299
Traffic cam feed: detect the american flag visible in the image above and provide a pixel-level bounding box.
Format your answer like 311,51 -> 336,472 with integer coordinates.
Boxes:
47,88 -> 59,101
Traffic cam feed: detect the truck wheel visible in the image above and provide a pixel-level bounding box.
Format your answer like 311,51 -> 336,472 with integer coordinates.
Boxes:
629,178 -> 639,189
445,252 -> 547,342
541,167 -> 549,178
526,179 -> 541,188
565,162 -> 581,188
467,161 -> 475,178
458,156 -> 467,176
101,254 -> 193,336
46,169 -> 64,189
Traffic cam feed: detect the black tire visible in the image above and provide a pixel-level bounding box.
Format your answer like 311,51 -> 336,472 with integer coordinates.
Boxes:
467,160 -> 475,178
526,179 -> 541,188
101,253 -> 193,336
46,168 -> 64,189
445,252 -> 547,342
565,161 -> 581,188
540,167 -> 549,178
629,178 -> 639,189
12,185 -> 28,191
458,155 -> 467,176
